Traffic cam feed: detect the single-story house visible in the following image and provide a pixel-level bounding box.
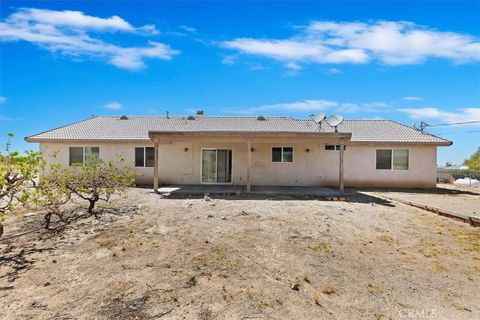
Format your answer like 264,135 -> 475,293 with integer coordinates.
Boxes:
26,112 -> 452,191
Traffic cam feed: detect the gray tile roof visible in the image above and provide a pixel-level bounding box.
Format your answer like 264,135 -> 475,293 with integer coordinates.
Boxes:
25,115 -> 451,145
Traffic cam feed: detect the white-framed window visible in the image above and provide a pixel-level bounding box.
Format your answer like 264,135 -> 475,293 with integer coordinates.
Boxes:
376,149 -> 409,170
135,147 -> 155,167
69,147 -> 99,165
272,146 -> 293,163
325,144 -> 346,151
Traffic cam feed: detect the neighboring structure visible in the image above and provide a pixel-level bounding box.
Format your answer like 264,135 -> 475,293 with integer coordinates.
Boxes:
26,112 -> 452,190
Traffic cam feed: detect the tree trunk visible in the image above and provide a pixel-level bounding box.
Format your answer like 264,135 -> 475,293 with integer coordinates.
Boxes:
44,212 -> 53,229
87,199 -> 96,213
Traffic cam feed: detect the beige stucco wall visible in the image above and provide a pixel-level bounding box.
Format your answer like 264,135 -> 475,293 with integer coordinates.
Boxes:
38,137 -> 438,188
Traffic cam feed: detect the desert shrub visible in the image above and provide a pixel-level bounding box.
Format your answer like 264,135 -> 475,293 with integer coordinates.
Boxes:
63,157 -> 135,213
450,170 -> 480,180
0,133 -> 42,236
34,161 -> 72,229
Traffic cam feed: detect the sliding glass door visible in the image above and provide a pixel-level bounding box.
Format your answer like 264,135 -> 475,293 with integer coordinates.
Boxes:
201,149 -> 232,183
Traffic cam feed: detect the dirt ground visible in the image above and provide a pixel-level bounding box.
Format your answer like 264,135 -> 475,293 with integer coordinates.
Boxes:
1,188 -> 479,320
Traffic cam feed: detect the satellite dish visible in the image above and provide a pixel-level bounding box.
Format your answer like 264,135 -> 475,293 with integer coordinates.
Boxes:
310,112 -> 326,123
325,115 -> 344,132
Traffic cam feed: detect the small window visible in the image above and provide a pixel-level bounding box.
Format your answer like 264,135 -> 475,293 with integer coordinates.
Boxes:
325,145 -> 335,151
135,147 -> 155,167
85,147 -> 99,163
69,147 -> 84,165
272,147 -> 293,163
376,149 -> 409,170
325,144 -> 346,151
393,149 -> 409,170
135,148 -> 144,167
376,150 -> 392,170
69,147 -> 99,165
145,148 -> 155,167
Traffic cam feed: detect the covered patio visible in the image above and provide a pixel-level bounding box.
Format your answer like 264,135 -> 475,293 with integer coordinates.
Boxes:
148,130 -> 351,194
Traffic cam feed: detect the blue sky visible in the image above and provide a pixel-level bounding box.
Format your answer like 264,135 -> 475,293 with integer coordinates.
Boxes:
0,1 -> 479,165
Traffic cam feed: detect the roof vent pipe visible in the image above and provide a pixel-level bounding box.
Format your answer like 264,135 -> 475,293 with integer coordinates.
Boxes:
166,111 -> 170,119
187,115 -> 195,120
257,116 -> 266,121
120,115 -> 128,120
196,110 -> 204,117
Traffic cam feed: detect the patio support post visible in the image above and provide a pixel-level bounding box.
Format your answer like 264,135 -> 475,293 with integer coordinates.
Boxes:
339,141 -> 345,193
246,140 -> 252,192
153,141 -> 159,192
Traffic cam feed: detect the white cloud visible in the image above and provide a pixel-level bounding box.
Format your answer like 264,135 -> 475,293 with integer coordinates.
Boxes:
285,61 -> 302,70
0,96 -> 6,104
234,99 -> 392,114
180,25 -> 196,33
0,8 -> 178,70
103,101 -> 123,110
325,67 -> 342,75
221,54 -> 237,65
400,107 -> 480,124
221,20 -> 480,68
10,8 -> 136,31
402,96 -> 423,101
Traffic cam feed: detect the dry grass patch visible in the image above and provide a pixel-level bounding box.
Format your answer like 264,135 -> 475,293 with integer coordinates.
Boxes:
418,239 -> 455,258
322,284 -> 336,295
447,229 -> 480,253
192,244 -> 242,273
241,289 -> 282,310
430,261 -> 447,272
307,239 -> 333,253
200,306 -> 213,320
303,273 -> 310,283
377,235 -> 394,244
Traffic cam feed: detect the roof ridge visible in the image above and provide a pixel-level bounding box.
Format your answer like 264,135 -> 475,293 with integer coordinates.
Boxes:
96,115 -> 296,119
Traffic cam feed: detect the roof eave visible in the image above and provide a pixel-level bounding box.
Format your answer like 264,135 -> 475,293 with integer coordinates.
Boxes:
148,131 -> 353,138
25,137 -> 152,143
349,140 -> 453,146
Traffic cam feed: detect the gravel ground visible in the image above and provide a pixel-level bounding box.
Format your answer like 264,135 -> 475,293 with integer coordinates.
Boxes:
366,184 -> 480,218
0,188 -> 479,319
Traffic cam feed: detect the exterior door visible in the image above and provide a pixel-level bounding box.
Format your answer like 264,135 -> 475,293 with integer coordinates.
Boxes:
201,149 -> 232,183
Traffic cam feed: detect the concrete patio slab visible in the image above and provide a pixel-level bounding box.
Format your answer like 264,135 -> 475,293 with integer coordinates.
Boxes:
157,185 -> 243,196
157,185 -> 341,197
250,186 -> 341,196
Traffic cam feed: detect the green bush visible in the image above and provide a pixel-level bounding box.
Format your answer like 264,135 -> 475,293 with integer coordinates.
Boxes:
449,170 -> 480,180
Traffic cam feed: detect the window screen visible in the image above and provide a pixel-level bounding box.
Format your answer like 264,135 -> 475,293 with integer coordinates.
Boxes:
69,147 -> 83,165
282,147 -> 293,162
376,149 -> 392,170
393,149 -> 409,170
84,147 -> 99,163
325,145 -> 335,150
145,147 -> 155,167
325,145 -> 347,151
272,147 -> 282,162
135,148 -> 145,167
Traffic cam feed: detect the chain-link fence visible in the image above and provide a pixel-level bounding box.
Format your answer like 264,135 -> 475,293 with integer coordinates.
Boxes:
437,169 -> 480,184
